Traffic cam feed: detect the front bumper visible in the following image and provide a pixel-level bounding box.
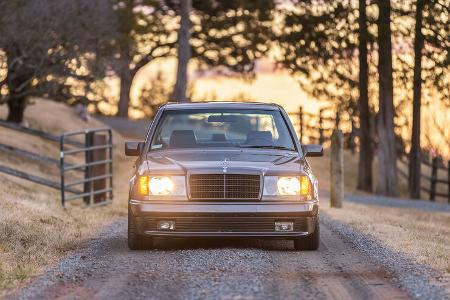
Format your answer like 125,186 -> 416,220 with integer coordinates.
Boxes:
129,200 -> 319,238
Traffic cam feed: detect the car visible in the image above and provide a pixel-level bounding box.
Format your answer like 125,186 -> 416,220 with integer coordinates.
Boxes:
125,102 -> 323,250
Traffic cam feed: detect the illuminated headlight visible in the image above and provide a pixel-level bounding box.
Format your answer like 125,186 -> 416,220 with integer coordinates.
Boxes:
137,175 -> 186,196
263,176 -> 312,199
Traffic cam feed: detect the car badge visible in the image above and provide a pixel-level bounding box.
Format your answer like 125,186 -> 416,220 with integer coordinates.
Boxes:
222,158 -> 230,173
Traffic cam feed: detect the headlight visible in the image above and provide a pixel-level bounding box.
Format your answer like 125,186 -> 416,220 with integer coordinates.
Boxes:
264,176 -> 312,199
137,175 -> 186,197
277,177 -> 301,195
149,176 -> 174,195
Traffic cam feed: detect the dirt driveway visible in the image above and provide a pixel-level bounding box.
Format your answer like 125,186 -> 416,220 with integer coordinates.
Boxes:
7,217 -> 410,300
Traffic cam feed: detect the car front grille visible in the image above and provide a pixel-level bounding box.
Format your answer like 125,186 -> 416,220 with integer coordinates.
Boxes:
189,174 -> 261,200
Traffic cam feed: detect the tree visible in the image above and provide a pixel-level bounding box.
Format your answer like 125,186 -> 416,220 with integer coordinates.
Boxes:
0,0 -> 117,123
171,0 -> 192,102
357,0 -> 373,191
115,0 -> 275,116
408,0 -> 425,199
134,71 -> 172,118
376,0 -> 398,196
114,0 -> 176,117
276,1 -> 361,110
276,1 -> 377,190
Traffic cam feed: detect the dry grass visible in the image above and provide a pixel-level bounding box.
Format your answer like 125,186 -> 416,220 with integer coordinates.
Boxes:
307,148 -> 360,193
309,149 -> 450,276
0,99 -> 133,294
323,203 -> 450,274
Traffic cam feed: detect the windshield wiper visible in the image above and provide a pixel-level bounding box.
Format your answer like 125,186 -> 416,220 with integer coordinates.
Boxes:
239,145 -> 295,151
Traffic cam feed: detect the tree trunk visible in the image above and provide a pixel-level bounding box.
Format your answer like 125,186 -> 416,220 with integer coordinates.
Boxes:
171,0 -> 192,103
117,69 -> 133,118
357,0 -> 373,192
6,97 -> 27,123
409,0 -> 424,199
376,0 -> 399,196
5,50 -> 32,123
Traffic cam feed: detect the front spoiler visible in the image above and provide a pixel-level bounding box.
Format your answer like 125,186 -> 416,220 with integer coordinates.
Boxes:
141,231 -> 312,238
130,200 -> 318,238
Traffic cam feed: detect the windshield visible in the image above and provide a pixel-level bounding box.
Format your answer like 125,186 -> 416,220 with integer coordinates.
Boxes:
150,109 -> 296,151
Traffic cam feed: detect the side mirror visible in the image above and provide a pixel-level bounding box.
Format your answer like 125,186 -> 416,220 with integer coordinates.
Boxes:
125,141 -> 144,156
302,144 -> 323,157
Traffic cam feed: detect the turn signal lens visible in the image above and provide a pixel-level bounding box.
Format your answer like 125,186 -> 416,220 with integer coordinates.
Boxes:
138,175 -> 149,195
299,175 -> 311,196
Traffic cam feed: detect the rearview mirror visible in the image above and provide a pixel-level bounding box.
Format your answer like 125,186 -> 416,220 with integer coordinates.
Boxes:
302,144 -> 323,157
125,141 -> 144,156
207,115 -> 238,123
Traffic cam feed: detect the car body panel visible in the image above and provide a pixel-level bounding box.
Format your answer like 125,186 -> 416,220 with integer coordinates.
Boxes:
128,102 -> 320,239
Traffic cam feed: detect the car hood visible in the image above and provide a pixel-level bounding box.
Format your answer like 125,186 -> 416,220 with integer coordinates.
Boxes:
138,149 -> 309,176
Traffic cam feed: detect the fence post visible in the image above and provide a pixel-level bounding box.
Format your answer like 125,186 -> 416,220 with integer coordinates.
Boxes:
298,106 -> 303,144
84,132 -> 94,205
319,108 -> 324,144
429,157 -> 438,201
92,133 -> 108,204
59,135 -> 66,207
330,129 -> 344,208
448,160 -> 450,204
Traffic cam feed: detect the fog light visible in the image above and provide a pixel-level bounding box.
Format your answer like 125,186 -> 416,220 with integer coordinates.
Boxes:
275,221 -> 294,232
157,220 -> 175,231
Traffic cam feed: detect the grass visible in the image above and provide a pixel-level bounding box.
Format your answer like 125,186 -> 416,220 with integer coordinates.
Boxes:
309,149 -> 450,277
0,99 -> 133,294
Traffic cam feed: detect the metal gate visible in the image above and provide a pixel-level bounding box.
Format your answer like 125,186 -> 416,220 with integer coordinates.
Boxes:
60,128 -> 113,206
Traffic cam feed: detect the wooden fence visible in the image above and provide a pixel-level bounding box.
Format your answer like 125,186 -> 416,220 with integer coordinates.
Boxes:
289,105 -> 450,203
398,152 -> 450,202
288,105 -> 357,150
0,120 -> 113,207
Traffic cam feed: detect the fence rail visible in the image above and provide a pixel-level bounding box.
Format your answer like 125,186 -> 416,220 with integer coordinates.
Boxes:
0,120 -> 113,207
60,128 -> 113,206
289,105 -> 357,150
288,105 -> 449,203
397,152 -> 450,202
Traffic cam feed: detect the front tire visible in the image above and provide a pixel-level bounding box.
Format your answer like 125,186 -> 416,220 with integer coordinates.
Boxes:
294,218 -> 319,251
128,207 -> 153,250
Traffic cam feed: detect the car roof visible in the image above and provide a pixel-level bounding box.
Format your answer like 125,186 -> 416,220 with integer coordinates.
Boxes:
163,101 -> 282,111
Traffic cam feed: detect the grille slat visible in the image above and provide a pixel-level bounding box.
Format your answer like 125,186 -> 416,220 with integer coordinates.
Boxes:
189,174 -> 260,200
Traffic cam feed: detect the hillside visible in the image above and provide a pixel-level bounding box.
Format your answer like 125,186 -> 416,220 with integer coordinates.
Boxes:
0,98 -> 133,293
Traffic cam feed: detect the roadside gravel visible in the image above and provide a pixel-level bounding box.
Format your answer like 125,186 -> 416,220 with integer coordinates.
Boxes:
321,212 -> 449,300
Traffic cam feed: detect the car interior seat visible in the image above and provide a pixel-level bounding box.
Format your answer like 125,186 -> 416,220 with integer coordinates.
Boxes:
169,130 -> 197,148
245,131 -> 273,146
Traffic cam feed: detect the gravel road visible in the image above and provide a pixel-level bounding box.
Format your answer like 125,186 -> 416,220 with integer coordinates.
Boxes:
7,217 -> 415,300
